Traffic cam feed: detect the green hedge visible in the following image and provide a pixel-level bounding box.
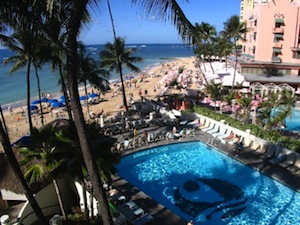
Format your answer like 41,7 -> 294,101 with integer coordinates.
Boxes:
193,106 -> 300,152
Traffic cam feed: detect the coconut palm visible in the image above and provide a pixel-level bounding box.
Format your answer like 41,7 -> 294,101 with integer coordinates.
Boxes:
18,119 -> 119,222
236,92 -> 254,123
204,81 -> 226,111
100,37 -> 143,111
3,29 -> 36,131
194,22 -> 217,73
0,109 -> 47,224
214,33 -> 234,70
77,45 -> 110,118
1,1 -> 198,224
223,15 -> 248,89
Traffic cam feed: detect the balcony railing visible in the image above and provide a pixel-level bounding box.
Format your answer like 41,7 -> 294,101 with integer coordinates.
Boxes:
272,27 -> 284,33
271,56 -> 282,63
291,45 -> 300,51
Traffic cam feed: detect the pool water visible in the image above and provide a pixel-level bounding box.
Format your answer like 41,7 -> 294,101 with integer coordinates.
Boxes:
284,109 -> 300,131
115,141 -> 300,225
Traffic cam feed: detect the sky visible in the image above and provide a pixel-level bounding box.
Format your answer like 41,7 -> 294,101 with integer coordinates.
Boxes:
79,0 -> 242,45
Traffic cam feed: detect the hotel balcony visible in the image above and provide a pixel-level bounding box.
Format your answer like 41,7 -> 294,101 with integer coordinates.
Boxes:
271,56 -> 282,63
272,27 -> 284,33
291,45 -> 300,51
273,43 -> 282,48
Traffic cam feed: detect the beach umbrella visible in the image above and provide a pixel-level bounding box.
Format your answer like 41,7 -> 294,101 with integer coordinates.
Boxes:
80,96 -> 87,101
51,101 -> 64,108
89,93 -> 99,98
60,98 -> 66,104
29,105 -> 38,111
41,97 -> 49,103
48,99 -> 58,104
31,100 -> 40,105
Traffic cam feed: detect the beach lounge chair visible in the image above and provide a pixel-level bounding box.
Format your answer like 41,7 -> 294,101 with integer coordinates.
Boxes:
212,127 -> 226,138
269,152 -> 286,165
116,201 -> 138,213
199,120 -> 210,130
221,131 -> 235,144
286,154 -> 300,173
186,118 -> 203,128
277,152 -> 297,168
217,129 -> 231,141
130,213 -> 154,225
262,143 -> 277,161
206,124 -> 220,135
202,122 -> 215,132
228,135 -> 244,145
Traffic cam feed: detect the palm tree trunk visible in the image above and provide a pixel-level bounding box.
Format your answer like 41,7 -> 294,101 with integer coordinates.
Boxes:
107,0 -> 128,111
197,61 -> 209,85
59,63 -> 73,121
53,179 -> 67,220
26,59 -> 33,131
231,39 -> 238,89
84,81 -> 91,119
34,66 -> 44,127
118,64 -> 128,111
0,110 -> 47,224
66,2 -> 112,224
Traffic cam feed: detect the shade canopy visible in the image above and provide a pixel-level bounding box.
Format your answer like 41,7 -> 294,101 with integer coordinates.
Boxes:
51,101 -> 64,108
48,99 -> 58,103
89,93 -> 99,98
31,100 -> 40,105
80,96 -> 87,101
41,97 -> 49,103
29,105 -> 38,110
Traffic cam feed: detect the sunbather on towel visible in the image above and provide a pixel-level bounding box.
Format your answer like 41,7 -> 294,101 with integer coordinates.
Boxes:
223,131 -> 234,141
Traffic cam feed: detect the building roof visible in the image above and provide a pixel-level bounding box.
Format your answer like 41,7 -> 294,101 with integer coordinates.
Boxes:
243,73 -> 300,84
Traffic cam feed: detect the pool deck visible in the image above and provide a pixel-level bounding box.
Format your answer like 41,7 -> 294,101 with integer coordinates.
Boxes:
111,128 -> 300,225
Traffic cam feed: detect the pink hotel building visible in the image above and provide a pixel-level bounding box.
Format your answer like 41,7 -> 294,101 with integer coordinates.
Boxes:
239,0 -> 300,88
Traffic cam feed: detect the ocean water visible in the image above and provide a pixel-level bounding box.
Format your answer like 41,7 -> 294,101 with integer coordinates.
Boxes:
0,44 -> 194,110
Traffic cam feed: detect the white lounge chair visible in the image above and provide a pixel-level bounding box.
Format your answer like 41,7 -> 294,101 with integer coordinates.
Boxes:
206,124 -> 220,134
213,128 -> 228,138
202,122 -> 215,132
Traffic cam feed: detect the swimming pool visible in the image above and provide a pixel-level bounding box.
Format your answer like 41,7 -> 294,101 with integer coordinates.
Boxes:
284,108 -> 300,131
115,141 -> 300,225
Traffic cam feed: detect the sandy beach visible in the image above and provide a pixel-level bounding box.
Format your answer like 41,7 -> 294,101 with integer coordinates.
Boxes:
2,56 -> 198,145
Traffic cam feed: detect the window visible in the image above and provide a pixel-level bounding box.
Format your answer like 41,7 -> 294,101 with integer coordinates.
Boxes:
293,51 -> 300,59
253,32 -> 257,41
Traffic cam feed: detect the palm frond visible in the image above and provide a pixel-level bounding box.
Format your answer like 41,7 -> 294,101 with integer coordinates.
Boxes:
132,0 -> 195,44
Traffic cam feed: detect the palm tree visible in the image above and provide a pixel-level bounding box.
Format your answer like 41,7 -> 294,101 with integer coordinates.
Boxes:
8,1 -> 199,224
100,37 -> 143,111
18,119 -> 119,222
0,109 -> 47,224
3,29 -> 35,131
223,15 -> 248,89
204,81 -> 226,111
77,45 -> 110,118
194,22 -> 217,74
236,92 -> 254,123
214,33 -> 234,70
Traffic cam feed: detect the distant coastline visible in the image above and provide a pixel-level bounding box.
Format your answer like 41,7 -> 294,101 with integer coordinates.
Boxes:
0,44 -> 194,110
